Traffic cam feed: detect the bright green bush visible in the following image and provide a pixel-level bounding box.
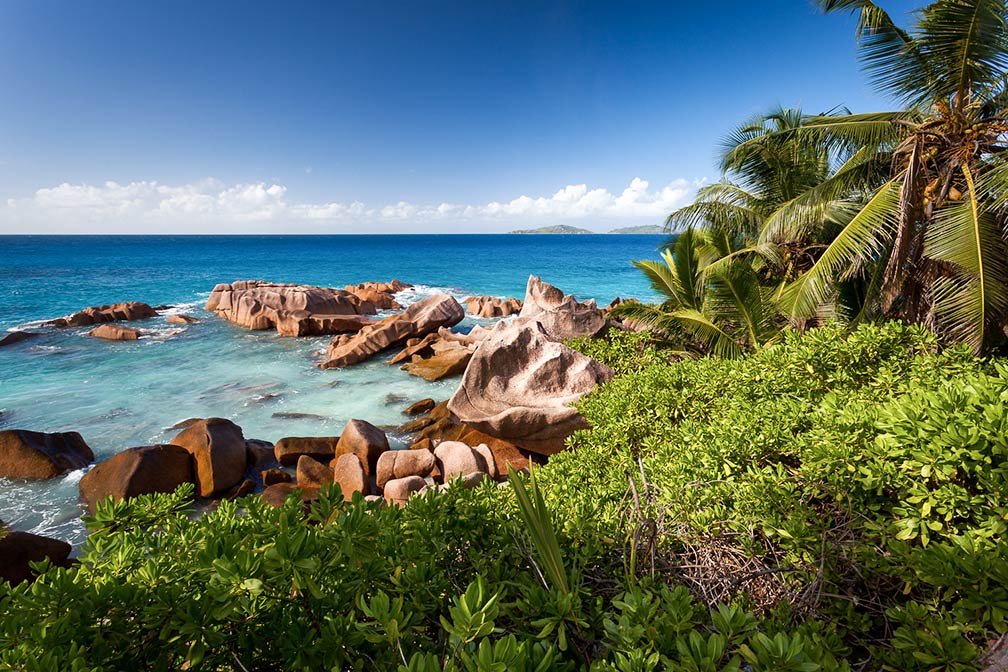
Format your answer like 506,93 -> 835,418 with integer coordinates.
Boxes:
2,322 -> 1004,670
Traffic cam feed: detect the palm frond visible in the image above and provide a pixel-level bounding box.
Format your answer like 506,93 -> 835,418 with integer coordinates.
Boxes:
780,179 -> 902,317
925,165 -> 1008,351
668,308 -> 747,359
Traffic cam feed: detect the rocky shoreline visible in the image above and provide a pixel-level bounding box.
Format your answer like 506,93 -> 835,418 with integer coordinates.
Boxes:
0,275 -> 636,585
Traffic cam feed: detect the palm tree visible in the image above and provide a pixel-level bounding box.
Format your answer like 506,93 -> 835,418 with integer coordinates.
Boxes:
748,0 -> 1008,351
613,107 -> 847,356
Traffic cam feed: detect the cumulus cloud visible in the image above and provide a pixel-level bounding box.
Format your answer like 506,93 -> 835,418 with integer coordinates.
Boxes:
1,177 -> 699,233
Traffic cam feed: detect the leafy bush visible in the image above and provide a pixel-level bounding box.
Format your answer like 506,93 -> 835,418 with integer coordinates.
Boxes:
2,322 -> 1004,670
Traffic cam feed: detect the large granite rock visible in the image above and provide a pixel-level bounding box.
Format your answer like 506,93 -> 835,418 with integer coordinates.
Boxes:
447,321 -> 614,455
296,455 -> 334,489
169,418 -> 247,497
78,444 -> 194,513
334,420 -> 389,476
332,453 -> 370,501
205,281 -> 373,333
518,275 -> 608,341
0,531 -> 72,585
321,294 -> 464,369
88,324 -> 141,341
344,280 -> 411,310
275,312 -> 374,337
274,436 -> 340,466
433,441 -> 490,482
47,302 -> 157,328
0,430 -> 94,480
464,296 -> 523,318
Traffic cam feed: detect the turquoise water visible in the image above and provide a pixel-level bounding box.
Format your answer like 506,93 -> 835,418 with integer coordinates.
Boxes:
0,234 -> 666,543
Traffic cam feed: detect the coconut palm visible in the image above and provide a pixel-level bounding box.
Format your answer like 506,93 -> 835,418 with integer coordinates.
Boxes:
748,0 -> 1008,351
612,227 -> 782,358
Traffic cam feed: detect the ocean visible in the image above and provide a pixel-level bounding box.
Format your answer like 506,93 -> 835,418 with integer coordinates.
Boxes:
0,234 -> 667,544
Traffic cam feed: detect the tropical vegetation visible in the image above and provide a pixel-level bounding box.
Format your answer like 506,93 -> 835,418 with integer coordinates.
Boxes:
622,0 -> 1008,355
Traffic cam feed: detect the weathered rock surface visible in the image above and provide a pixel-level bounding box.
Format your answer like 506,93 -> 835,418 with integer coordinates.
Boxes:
447,321 -> 614,455
344,280 -> 411,310
47,302 -> 157,328
402,346 -> 473,381
383,475 -> 426,507
296,455 -> 334,489
433,441 -> 490,482
321,294 -> 464,368
224,479 -> 256,500
275,312 -> 374,337
334,420 -> 389,475
332,453 -> 370,501
205,281 -> 374,333
169,418 -> 247,497
78,444 -> 194,513
166,314 -> 200,325
376,448 -> 435,489
464,296 -> 523,318
261,468 -> 293,486
0,331 -> 40,347
88,324 -> 141,341
261,483 -> 318,508
0,430 -> 94,480
274,436 -> 340,466
0,531 -> 72,585
245,439 -> 277,471
518,275 -> 608,341
403,398 -> 436,416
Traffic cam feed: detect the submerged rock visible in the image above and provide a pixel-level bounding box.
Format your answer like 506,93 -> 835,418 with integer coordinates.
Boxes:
0,430 -> 94,480
403,398 -> 436,416
78,444 -> 194,513
166,314 -> 200,325
447,321 -> 614,455
0,331 -> 40,347
88,324 -> 141,341
321,294 -> 464,368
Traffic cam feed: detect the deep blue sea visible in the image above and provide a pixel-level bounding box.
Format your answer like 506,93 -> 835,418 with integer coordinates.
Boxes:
0,234 -> 666,544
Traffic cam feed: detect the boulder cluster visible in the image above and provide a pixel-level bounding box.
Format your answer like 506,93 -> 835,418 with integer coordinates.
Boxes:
1,273 -> 638,585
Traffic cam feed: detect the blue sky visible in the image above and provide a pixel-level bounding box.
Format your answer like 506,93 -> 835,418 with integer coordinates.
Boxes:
0,0 -> 920,233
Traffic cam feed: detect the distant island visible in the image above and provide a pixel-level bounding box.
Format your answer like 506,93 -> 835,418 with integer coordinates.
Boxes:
508,224 -> 594,234
607,224 -> 665,234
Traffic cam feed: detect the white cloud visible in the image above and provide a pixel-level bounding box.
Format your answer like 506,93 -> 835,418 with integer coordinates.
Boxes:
1,177 -> 699,233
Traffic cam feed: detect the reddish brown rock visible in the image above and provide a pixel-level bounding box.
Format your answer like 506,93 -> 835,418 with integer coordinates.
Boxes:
274,436 -> 340,467
0,430 -> 94,480
403,398 -> 436,416
261,483 -> 319,508
389,333 -> 439,364
332,453 -> 370,501
0,331 -> 40,347
245,439 -> 277,470
518,275 -> 608,341
275,311 -> 374,337
402,346 -> 473,382
0,531 -> 72,585
261,468 -> 292,486
166,314 -> 200,325
205,281 -> 372,332
433,441 -> 489,482
169,418 -> 247,497
375,448 -> 435,490
48,301 -> 157,328
464,296 -> 523,318
88,324 -> 141,341
321,294 -> 465,369
224,479 -> 256,500
334,420 -> 389,476
78,444 -> 194,513
447,321 -> 614,455
383,475 -> 426,507
344,280 -> 410,310
296,455 -> 334,489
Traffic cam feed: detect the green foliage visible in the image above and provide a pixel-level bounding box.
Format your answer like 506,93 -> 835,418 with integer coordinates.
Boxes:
2,322 -> 1005,669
